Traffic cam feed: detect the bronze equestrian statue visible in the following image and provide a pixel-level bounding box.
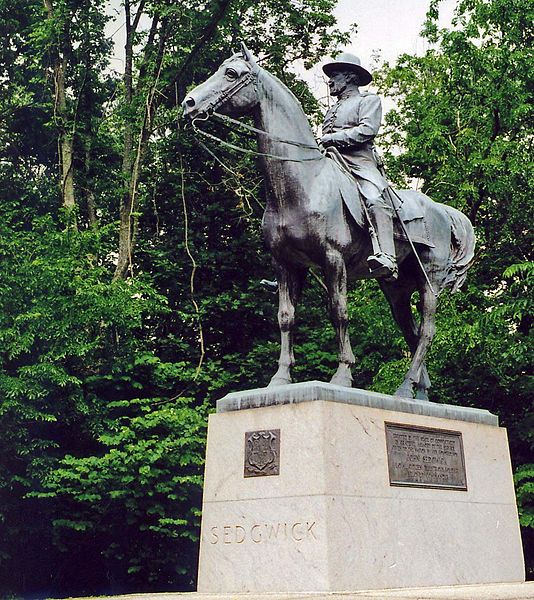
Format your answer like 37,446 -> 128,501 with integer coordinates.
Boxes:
183,44 -> 475,400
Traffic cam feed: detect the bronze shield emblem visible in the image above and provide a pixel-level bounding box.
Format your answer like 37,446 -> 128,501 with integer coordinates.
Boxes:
244,429 -> 280,477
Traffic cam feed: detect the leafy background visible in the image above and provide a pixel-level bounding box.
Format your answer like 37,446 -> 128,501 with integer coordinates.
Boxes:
0,0 -> 532,597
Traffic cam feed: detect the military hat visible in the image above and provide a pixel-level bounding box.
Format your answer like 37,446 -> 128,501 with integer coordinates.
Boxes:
322,53 -> 372,86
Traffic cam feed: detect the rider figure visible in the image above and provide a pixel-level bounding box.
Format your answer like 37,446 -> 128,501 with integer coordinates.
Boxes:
320,53 -> 398,281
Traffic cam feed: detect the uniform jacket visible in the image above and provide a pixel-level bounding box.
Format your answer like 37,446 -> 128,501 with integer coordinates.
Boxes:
322,90 -> 388,194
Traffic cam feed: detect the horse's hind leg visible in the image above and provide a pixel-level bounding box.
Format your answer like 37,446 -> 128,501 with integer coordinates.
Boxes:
324,247 -> 355,387
380,282 -> 431,401
268,262 -> 307,387
416,366 -> 431,401
395,283 -> 438,399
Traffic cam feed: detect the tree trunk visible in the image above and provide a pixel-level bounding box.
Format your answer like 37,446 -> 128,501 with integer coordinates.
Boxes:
113,0 -> 233,280
114,4 -> 161,281
84,147 -> 97,227
164,0 -> 233,100
44,0 -> 76,224
113,0 -> 136,281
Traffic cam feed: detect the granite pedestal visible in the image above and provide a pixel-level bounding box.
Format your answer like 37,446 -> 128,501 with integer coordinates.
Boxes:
197,382 -> 524,593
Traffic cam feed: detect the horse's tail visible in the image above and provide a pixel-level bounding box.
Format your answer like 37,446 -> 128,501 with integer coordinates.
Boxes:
443,205 -> 476,293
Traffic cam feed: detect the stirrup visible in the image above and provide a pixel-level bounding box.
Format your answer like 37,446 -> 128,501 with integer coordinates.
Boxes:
367,253 -> 398,281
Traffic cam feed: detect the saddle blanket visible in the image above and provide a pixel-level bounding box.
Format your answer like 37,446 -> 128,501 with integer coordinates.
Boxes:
392,190 -> 434,248
326,148 -> 434,248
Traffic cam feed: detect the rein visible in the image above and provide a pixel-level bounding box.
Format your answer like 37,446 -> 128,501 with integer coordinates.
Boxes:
191,119 -> 324,163
212,112 -> 319,151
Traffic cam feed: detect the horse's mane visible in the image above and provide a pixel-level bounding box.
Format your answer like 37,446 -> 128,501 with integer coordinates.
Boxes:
259,69 -> 314,123
254,66 -> 319,149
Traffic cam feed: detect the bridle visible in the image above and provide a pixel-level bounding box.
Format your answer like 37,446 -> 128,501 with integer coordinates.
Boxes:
209,68 -> 258,114
190,64 -> 324,163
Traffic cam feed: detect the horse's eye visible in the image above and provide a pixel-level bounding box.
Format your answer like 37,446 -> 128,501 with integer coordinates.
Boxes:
225,68 -> 238,81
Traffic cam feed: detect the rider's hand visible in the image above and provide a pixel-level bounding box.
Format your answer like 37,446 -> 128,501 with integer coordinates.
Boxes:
320,133 -> 335,147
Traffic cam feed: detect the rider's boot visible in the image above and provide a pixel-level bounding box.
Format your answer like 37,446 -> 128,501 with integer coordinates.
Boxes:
366,205 -> 398,281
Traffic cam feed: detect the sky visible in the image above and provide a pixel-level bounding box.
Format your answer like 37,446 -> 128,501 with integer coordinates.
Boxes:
333,0 -> 456,66
303,0 -> 457,100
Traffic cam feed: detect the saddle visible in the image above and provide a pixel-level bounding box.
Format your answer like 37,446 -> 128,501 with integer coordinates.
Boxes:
325,147 -> 434,248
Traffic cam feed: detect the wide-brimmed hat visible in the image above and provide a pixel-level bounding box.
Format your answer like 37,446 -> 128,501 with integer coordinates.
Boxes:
322,53 -> 372,86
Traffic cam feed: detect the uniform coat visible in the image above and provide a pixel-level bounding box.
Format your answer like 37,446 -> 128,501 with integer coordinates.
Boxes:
322,89 -> 390,207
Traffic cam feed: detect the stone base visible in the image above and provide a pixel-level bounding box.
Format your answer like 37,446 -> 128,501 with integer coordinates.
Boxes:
197,383 -> 524,593
64,582 -> 534,599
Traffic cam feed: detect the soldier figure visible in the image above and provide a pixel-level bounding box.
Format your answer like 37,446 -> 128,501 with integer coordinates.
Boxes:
320,53 -> 398,280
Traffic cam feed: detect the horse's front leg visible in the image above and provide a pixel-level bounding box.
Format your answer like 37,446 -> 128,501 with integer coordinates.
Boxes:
268,263 -> 307,387
325,248 -> 355,387
396,285 -> 437,398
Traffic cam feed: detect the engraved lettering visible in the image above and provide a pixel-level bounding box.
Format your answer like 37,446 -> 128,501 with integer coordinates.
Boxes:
207,521 -> 319,545
306,521 -> 317,539
291,522 -> 304,541
210,526 -> 219,544
268,522 -> 282,539
235,525 -> 245,544
251,524 -> 262,543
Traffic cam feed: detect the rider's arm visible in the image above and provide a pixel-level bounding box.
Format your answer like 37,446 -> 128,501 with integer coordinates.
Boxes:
324,94 -> 382,149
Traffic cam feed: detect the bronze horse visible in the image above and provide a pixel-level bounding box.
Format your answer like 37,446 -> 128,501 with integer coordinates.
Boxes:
183,44 -> 475,400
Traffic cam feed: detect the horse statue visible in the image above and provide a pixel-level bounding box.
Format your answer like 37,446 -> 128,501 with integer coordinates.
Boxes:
183,43 -> 475,400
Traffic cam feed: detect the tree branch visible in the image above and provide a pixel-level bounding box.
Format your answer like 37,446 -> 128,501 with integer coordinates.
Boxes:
163,0 -> 233,101
131,0 -> 147,32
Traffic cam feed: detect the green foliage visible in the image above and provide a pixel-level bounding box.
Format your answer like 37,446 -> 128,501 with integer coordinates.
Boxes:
516,463 -> 534,578
33,396 -> 207,590
376,0 -> 533,282
516,465 -> 534,528
0,216 -> 175,595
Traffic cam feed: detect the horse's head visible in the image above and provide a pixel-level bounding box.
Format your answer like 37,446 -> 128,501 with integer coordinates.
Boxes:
183,43 -> 259,121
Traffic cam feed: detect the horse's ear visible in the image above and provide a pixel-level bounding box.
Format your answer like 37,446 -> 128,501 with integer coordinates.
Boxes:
240,42 -> 259,73
240,42 -> 255,63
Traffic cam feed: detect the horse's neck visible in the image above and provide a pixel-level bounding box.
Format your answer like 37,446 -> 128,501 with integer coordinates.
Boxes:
253,71 -> 320,204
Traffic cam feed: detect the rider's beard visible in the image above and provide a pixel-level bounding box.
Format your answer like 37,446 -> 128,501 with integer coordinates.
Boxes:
329,81 -> 346,97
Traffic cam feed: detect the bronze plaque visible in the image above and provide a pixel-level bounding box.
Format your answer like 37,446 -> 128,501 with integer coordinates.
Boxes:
244,429 -> 280,477
385,423 -> 467,490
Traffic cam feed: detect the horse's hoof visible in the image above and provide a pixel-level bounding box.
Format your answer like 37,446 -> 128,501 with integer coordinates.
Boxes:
330,374 -> 353,387
415,388 -> 430,401
395,384 -> 414,399
268,377 -> 292,387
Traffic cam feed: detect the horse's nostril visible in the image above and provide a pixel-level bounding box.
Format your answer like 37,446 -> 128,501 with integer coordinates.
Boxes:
184,97 -> 196,108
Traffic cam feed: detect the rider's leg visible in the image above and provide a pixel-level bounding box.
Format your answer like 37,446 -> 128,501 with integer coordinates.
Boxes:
361,184 -> 398,280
